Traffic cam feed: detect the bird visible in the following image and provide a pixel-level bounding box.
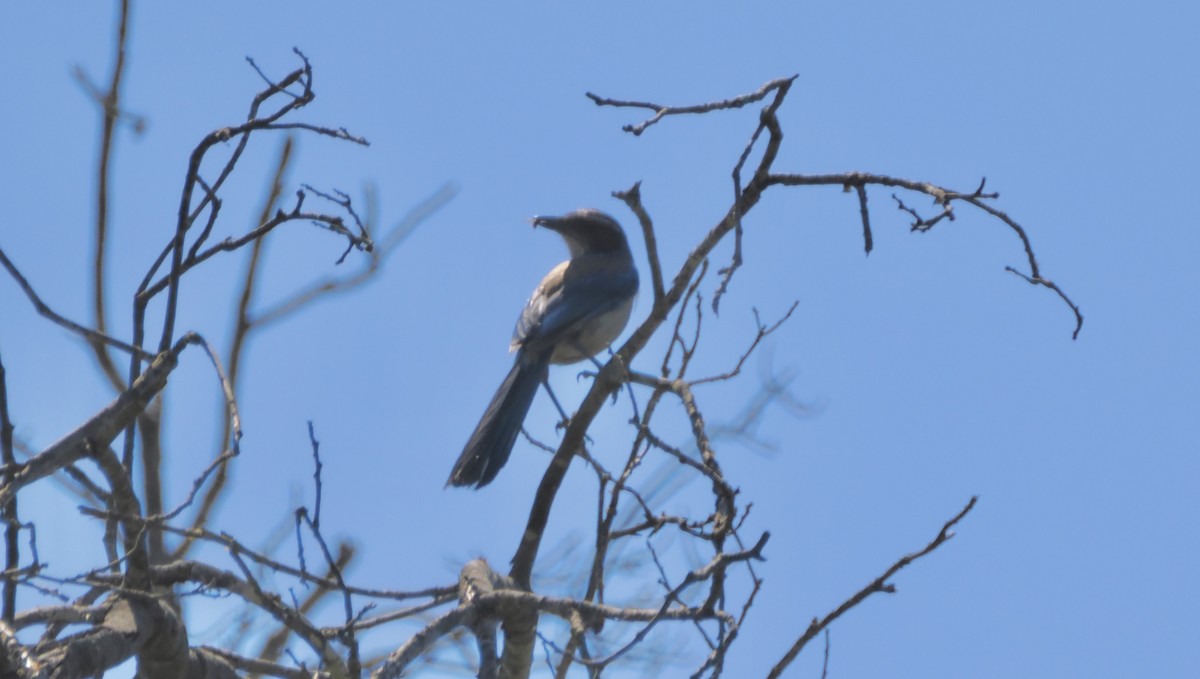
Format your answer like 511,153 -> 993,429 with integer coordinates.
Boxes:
447,209 -> 639,489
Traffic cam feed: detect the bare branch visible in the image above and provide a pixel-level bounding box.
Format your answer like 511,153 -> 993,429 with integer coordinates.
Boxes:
227,550 -> 348,675
0,344 -> 179,509
262,542 -> 355,665
32,597 -> 239,679
690,303 -> 798,386
372,606 -> 471,679
765,171 -> 1083,338
328,593 -> 454,634
767,496 -> 978,678
587,75 -> 797,136
0,356 -> 17,623
1004,266 -> 1085,340
1,618 -> 46,679
152,449 -> 235,524
155,48 -> 369,354
854,183 -> 872,255
250,182 -> 456,329
87,442 -> 155,594
294,496 -> 361,676
583,533 -> 767,669
192,334 -> 242,457
78,0 -> 136,394
140,188 -> 374,303
81,507 -> 454,601
13,604 -> 107,630
202,646 -> 328,679
613,182 -> 665,304
0,247 -> 153,361
174,138 -> 294,561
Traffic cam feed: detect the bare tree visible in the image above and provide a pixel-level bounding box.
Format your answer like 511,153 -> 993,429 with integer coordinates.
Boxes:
0,3 -> 1080,679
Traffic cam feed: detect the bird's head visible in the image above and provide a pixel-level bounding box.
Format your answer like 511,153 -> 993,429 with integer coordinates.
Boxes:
532,209 -> 631,258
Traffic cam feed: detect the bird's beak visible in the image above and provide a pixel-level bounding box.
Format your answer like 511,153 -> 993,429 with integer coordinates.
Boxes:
531,215 -> 563,231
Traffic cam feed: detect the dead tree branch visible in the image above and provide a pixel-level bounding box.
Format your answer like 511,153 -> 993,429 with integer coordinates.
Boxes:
767,496 -> 978,678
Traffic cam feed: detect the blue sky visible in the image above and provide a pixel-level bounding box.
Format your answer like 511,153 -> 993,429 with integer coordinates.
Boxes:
1,2 -> 1197,677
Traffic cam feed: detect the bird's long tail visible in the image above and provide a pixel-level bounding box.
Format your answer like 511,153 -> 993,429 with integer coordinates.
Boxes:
447,351 -> 550,488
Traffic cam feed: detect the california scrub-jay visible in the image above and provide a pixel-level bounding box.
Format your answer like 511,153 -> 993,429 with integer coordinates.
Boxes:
447,209 -> 639,489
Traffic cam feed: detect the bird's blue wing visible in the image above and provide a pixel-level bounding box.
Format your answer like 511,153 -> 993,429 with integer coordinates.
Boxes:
512,254 -> 638,351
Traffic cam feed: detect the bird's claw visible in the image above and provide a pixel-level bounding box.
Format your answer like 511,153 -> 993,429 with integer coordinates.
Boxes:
554,418 -> 593,445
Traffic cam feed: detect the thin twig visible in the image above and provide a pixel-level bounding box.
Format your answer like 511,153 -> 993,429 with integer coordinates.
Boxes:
854,183 -> 872,255
586,75 -> 797,136
0,248 -> 153,361
173,139 -> 295,561
250,182 -> 455,329
765,171 -> 1082,338
78,0 -> 135,394
767,496 -> 978,678
202,645 -> 330,679
613,182 -> 665,304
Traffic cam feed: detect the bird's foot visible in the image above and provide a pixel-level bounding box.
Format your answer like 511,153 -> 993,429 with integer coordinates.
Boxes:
553,417 -> 594,444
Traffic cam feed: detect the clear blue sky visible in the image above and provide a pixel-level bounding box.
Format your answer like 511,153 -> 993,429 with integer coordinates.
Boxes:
1,2 -> 1197,677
